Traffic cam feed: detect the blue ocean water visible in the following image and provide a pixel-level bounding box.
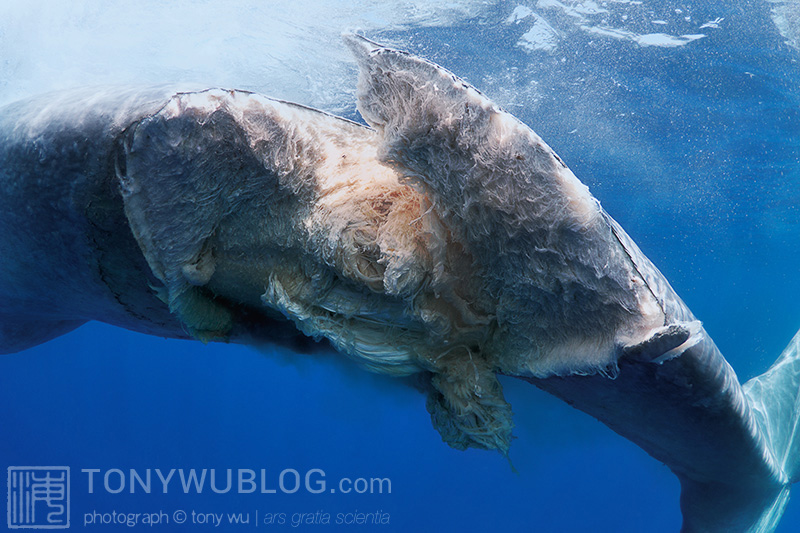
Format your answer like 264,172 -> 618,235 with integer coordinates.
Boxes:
1,1 -> 799,531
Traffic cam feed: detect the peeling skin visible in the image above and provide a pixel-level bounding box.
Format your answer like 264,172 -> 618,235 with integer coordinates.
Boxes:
117,70 -> 664,452
1,37 -> 678,455
114,88 -> 514,452
345,35 -> 669,377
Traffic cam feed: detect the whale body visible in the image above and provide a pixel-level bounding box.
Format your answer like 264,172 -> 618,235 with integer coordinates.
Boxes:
1,35 -> 799,531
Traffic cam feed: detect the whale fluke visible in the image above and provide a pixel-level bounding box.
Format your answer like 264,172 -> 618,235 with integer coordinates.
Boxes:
745,329 -> 800,483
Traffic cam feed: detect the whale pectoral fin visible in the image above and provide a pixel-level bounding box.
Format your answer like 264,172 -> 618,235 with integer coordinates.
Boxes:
165,284 -> 232,342
0,314 -> 85,354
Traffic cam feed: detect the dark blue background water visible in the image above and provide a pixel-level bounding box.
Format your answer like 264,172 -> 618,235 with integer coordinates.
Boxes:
2,1 -> 799,531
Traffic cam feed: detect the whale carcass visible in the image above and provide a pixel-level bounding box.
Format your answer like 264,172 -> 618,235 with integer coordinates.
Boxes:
1,35 -> 799,532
